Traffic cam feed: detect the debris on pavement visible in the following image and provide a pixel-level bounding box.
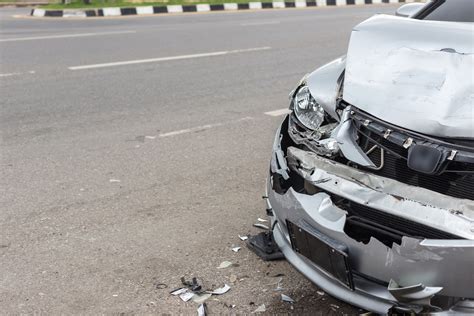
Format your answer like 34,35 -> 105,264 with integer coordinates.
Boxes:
154,283 -> 168,290
257,218 -> 268,222
197,303 -> 207,316
232,246 -> 241,253
281,294 -> 295,303
273,277 -> 284,292
179,291 -> 195,302
253,223 -> 270,230
145,135 -> 156,140
217,261 -> 234,269
192,293 -> 212,304
253,304 -> 266,313
331,304 -> 340,309
317,290 -> 325,296
208,284 -> 231,295
247,231 -> 284,261
238,235 -> 248,241
181,277 -> 202,292
109,179 -> 121,183
170,288 -> 188,296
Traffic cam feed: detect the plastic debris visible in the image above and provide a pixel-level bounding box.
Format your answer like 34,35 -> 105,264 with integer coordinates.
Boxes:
317,290 -> 325,296
197,303 -> 207,316
208,284 -> 231,295
253,304 -> 266,313
247,231 -> 284,261
257,218 -> 268,222
109,179 -> 121,183
217,261 -> 234,269
330,304 -> 340,309
181,277 -> 202,292
192,293 -> 212,304
238,235 -> 248,241
179,291 -> 195,302
170,288 -> 188,296
281,294 -> 295,303
232,247 -> 241,253
253,223 -> 270,230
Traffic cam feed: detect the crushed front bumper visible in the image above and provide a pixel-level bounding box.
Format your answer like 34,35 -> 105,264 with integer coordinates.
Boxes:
267,124 -> 474,314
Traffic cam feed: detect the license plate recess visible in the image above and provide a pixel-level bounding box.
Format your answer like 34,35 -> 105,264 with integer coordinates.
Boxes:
286,220 -> 354,290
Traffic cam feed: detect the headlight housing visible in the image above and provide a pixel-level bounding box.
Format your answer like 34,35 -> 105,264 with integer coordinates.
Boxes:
293,85 -> 325,131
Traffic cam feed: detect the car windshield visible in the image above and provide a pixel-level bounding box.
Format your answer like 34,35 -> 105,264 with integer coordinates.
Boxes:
422,0 -> 474,22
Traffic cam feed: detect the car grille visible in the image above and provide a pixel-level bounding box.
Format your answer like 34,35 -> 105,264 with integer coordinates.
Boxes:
350,108 -> 474,201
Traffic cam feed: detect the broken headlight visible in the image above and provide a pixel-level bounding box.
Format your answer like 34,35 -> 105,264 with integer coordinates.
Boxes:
293,85 -> 325,131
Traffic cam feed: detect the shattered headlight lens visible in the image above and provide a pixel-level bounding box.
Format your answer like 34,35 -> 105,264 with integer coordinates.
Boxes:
293,85 -> 325,131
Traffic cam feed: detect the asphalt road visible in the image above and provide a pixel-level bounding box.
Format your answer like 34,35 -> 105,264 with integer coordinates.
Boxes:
1,5 -> 400,314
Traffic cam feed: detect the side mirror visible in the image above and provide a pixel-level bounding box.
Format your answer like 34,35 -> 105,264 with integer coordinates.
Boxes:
395,3 -> 425,18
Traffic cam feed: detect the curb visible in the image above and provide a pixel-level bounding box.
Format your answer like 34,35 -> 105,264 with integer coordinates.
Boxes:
31,0 -> 424,17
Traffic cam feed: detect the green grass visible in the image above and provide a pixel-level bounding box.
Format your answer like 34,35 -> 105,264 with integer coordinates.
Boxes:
41,0 -> 275,9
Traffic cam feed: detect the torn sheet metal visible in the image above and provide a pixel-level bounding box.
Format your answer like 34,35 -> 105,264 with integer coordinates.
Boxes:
344,15 -> 474,138
286,146 -> 474,238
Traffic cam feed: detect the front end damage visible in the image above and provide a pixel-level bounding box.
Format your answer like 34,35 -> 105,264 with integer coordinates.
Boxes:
265,13 -> 474,314
267,115 -> 474,314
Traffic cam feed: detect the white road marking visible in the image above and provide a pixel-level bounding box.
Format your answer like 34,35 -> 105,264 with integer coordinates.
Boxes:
241,21 -> 280,26
0,70 -> 35,78
68,47 -> 271,70
264,109 -> 291,117
0,30 -> 136,43
159,117 -> 254,138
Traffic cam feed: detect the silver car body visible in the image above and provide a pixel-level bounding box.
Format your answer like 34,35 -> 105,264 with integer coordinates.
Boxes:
267,9 -> 474,316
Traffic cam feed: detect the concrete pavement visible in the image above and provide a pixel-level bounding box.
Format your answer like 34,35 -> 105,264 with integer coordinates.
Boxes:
1,5 -> 400,314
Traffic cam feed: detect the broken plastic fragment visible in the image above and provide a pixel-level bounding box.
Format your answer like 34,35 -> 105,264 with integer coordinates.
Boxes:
181,277 -> 202,292
208,284 -> 231,295
232,247 -> 241,253
170,288 -> 188,296
253,223 -> 270,230
217,261 -> 234,269
330,304 -> 340,309
316,290 -> 325,296
239,235 -> 248,241
179,291 -> 194,302
109,179 -> 121,183
257,218 -> 268,222
281,294 -> 295,303
197,303 -> 207,316
253,304 -> 266,313
192,293 -> 212,304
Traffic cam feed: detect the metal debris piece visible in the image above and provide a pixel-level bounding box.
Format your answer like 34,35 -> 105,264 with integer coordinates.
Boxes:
208,284 -> 231,295
281,294 -> 295,303
253,304 -> 266,313
197,303 -> 207,316
253,223 -> 270,230
192,293 -> 212,304
170,288 -> 188,296
217,261 -> 234,269
179,291 -> 195,302
257,218 -> 268,222
232,247 -> 241,253
239,235 -> 248,241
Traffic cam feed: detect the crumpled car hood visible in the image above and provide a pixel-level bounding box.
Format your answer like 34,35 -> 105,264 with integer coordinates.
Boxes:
343,15 -> 474,139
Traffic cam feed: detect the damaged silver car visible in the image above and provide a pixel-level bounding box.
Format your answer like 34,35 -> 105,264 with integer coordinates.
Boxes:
266,0 -> 474,314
